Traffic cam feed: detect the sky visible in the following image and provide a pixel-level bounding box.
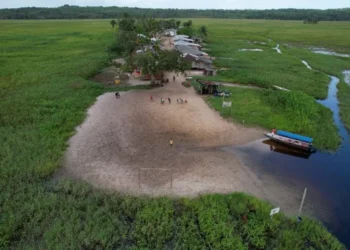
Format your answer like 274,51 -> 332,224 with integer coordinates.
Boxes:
0,0 -> 349,9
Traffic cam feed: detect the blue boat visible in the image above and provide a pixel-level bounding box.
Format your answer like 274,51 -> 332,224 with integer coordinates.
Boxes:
276,130 -> 313,143
264,130 -> 316,153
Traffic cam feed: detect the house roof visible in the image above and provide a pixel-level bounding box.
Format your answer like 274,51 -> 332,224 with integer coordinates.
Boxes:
175,35 -> 189,39
197,79 -> 218,86
176,45 -> 203,55
174,41 -> 201,47
174,37 -> 194,42
183,53 -> 212,64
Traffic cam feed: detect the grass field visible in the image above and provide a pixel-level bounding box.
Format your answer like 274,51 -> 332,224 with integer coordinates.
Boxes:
0,19 -> 346,248
191,19 -> 350,53
207,88 -> 340,150
190,19 -> 350,143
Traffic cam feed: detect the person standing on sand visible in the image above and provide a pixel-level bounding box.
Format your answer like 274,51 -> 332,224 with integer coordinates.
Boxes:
150,95 -> 153,101
168,97 -> 171,104
173,76 -> 175,82
170,139 -> 173,147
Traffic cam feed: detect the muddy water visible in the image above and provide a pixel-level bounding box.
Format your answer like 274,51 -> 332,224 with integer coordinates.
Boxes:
232,75 -> 350,246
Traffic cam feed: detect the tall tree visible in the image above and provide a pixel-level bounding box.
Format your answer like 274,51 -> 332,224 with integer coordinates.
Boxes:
183,20 -> 193,27
118,18 -> 190,84
110,19 -> 117,29
199,26 -> 208,37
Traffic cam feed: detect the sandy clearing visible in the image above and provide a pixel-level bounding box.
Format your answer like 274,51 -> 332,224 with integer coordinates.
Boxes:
58,72 -> 305,215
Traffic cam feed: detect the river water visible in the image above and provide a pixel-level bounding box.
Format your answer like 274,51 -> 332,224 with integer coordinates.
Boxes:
233,75 -> 350,246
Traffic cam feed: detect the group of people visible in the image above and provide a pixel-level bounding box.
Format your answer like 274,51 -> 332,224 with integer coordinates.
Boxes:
150,95 -> 187,104
177,98 -> 187,104
160,97 -> 171,104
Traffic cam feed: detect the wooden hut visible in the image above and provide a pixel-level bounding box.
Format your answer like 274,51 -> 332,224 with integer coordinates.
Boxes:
196,79 -> 219,95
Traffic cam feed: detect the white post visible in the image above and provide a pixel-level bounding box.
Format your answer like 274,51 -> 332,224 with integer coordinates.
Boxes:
298,188 -> 307,216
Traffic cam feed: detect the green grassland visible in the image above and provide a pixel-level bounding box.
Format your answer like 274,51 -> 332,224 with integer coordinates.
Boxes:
207,88 -> 340,150
191,19 -> 350,53
0,19 -> 346,248
190,19 -> 350,145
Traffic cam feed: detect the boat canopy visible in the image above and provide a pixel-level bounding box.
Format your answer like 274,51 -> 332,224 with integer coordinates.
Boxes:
277,130 -> 313,143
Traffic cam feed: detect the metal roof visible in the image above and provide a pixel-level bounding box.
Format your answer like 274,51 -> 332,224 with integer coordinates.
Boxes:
174,41 -> 201,47
176,45 -> 203,56
277,130 -> 313,143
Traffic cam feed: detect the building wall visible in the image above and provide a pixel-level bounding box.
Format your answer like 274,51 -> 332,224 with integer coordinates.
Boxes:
191,61 -> 211,70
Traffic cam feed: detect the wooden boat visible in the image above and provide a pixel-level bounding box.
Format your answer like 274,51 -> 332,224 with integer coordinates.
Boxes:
264,130 -> 316,153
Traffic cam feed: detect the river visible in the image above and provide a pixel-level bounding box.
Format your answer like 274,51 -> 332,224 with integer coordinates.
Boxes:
232,75 -> 350,247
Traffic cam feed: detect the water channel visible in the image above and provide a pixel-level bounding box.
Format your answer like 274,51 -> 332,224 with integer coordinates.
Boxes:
232,74 -> 350,246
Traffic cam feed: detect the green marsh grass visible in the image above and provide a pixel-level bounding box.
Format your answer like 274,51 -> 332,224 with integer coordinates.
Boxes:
0,19 -> 345,248
284,46 -> 350,130
192,19 -> 350,146
207,87 -> 340,150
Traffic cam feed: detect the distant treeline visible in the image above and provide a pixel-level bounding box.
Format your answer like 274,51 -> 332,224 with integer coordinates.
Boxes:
1,5 -> 350,21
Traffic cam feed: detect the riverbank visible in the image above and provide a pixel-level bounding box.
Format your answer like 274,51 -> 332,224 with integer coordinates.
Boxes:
59,73 -> 263,195
0,19 -> 345,249
285,46 -> 350,131
205,86 -> 340,150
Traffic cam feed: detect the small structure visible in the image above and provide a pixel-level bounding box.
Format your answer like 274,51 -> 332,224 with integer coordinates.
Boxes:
183,53 -> 213,70
174,35 -> 189,39
176,45 -> 205,56
174,41 -> 201,49
196,79 -> 219,95
164,29 -> 177,37
204,68 -> 215,76
174,37 -> 194,43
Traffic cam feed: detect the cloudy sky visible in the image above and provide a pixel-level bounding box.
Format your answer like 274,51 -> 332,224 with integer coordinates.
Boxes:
1,0 -> 349,9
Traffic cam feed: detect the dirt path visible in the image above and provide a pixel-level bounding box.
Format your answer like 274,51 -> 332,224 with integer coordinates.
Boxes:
58,73 -> 303,214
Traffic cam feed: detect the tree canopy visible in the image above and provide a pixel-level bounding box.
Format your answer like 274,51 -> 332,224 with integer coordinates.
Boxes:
115,16 -> 190,84
1,6 -> 350,21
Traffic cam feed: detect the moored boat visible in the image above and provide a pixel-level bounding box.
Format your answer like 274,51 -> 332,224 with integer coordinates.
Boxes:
264,130 -> 316,153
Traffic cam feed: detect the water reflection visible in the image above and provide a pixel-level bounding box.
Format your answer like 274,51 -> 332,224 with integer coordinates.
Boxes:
262,139 -> 313,159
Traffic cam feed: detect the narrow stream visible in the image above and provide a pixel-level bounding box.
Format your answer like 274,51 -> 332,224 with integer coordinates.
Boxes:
301,60 -> 312,70
232,72 -> 350,246
273,44 -> 281,54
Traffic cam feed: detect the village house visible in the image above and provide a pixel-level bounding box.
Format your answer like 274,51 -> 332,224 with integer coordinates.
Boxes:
174,35 -> 189,39
174,40 -> 202,49
176,45 -> 209,57
164,29 -> 177,37
182,53 -> 213,70
174,37 -> 194,43
195,79 -> 219,94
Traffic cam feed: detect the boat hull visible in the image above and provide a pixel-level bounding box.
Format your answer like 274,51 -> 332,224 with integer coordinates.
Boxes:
264,133 -> 316,153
